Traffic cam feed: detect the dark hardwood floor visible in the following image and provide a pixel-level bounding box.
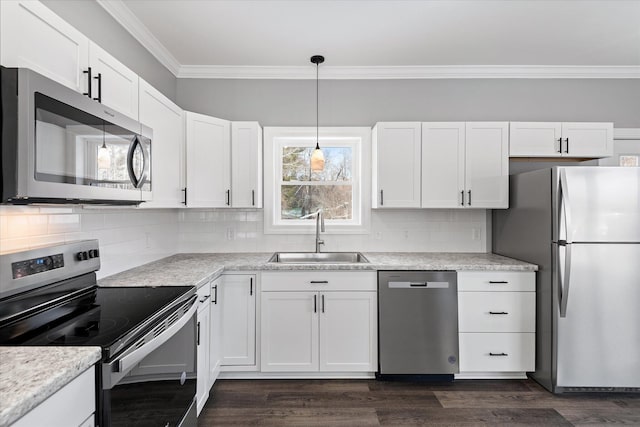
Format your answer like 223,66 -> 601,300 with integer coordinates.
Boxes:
198,379 -> 640,426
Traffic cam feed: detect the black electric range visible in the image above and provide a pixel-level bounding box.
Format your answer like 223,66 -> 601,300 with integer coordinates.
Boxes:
0,240 -> 198,427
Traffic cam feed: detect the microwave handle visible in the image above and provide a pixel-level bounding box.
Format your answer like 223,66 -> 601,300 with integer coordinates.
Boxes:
127,135 -> 149,189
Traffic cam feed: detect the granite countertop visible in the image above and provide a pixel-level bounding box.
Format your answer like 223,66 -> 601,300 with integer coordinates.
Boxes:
98,252 -> 537,288
0,347 -> 101,427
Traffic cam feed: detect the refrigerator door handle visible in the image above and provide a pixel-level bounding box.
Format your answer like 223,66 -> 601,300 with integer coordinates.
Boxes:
559,169 -> 573,244
558,242 -> 572,318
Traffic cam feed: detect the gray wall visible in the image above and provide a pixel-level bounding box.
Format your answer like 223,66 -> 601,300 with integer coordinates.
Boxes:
177,78 -> 640,128
42,0 -> 177,101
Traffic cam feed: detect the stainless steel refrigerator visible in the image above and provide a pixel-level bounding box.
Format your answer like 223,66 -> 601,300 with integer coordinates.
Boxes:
493,166 -> 640,393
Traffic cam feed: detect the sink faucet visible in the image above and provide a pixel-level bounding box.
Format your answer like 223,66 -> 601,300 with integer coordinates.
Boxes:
315,209 -> 325,253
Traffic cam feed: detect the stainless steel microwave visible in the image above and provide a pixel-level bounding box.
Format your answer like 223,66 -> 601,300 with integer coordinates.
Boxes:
1,66 -> 152,204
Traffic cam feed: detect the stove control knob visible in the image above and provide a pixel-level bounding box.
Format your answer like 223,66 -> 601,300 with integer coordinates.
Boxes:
76,251 -> 89,261
88,249 -> 99,259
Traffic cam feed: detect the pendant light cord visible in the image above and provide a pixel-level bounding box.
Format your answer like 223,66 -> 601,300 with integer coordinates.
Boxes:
316,61 -> 319,150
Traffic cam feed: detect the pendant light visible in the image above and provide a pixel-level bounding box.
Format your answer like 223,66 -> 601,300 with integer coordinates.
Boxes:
310,55 -> 325,172
97,126 -> 111,170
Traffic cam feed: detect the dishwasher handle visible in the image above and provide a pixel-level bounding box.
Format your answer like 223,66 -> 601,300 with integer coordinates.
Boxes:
389,281 -> 451,289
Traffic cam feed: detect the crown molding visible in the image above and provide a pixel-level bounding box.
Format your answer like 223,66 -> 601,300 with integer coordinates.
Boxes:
177,65 -> 640,79
96,0 -> 181,76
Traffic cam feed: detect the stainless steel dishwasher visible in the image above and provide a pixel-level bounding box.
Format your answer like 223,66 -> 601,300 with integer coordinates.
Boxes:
378,271 -> 459,377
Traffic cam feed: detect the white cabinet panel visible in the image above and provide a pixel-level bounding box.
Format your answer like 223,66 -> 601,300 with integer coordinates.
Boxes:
261,291 -> 319,372
185,112 -> 231,207
458,271 -> 536,292
209,277 -> 222,388
221,274 -> 256,366
319,291 -> 377,372
231,122 -> 262,208
509,122 -> 563,157
465,122 -> 509,209
372,122 -> 422,208
561,122 -> 613,158
459,333 -> 535,372
1,0 -> 89,93
12,367 -> 95,427
196,289 -> 211,415
138,79 -> 184,208
421,122 -> 465,208
88,42 -> 139,120
510,122 -> 613,158
458,292 -> 536,333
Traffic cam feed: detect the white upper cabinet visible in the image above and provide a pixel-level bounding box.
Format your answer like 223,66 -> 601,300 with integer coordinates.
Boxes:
88,41 -> 139,119
510,122 -> 613,158
372,122 -> 422,208
560,122 -> 613,158
421,122 -> 509,209
231,122 -> 263,208
1,1 -> 140,120
421,122 -> 466,208
185,112 -> 231,208
139,79 -> 185,208
465,122 -> 509,209
1,0 -> 89,93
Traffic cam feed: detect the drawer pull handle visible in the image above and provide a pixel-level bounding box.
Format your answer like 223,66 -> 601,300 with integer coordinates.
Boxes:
310,280 -> 329,284
489,281 -> 509,284
489,352 -> 509,356
489,311 -> 509,315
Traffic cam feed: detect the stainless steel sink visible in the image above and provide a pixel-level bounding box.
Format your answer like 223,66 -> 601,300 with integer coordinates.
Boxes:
268,252 -> 370,264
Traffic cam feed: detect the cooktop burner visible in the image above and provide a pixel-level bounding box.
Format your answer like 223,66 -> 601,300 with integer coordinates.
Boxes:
22,286 -> 192,349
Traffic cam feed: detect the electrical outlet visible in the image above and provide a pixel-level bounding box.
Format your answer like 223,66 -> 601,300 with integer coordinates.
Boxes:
375,232 -> 383,240
404,230 -> 409,239
472,228 -> 481,240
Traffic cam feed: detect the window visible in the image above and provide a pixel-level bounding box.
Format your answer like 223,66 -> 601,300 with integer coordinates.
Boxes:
264,127 -> 371,234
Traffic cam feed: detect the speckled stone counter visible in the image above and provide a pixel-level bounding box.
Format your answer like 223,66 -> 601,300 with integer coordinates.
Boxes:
0,347 -> 101,427
98,252 -> 536,288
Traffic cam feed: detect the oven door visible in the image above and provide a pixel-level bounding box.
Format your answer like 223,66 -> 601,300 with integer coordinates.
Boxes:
101,296 -> 197,427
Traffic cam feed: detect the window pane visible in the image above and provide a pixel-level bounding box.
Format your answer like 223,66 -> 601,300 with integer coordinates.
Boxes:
281,185 -> 352,220
282,146 -> 352,182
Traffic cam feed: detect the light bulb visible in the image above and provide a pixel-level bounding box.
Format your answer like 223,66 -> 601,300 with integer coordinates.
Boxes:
311,146 -> 325,172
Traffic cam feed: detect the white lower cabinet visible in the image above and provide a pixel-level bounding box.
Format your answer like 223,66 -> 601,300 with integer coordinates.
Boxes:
208,277 -> 223,387
196,285 -> 211,415
13,367 -> 95,427
457,271 -> 536,377
221,274 -> 256,367
260,272 -> 377,373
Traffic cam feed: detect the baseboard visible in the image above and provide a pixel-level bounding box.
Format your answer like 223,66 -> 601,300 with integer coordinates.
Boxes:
455,372 -> 528,379
218,371 -> 376,380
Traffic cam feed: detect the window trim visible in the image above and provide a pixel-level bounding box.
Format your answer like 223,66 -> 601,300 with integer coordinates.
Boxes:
264,127 -> 371,235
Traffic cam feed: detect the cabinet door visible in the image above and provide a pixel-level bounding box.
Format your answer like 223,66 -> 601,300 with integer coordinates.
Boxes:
465,122 -> 509,208
196,296 -> 210,415
319,292 -> 377,372
562,122 -> 613,158
139,79 -> 185,208
185,112 -> 231,207
208,277 -> 222,388
509,122 -> 563,157
231,122 -> 262,208
372,122 -> 422,208
89,42 -> 139,119
261,291 -> 319,372
221,275 -> 256,366
421,122 -> 466,208
0,1 -> 89,93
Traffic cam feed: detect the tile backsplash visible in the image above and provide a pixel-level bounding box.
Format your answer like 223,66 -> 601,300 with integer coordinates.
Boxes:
0,206 -> 179,279
1,206 -> 487,278
178,209 -> 488,253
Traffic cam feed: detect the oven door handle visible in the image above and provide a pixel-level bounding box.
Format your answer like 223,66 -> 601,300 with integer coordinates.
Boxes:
115,297 -> 198,374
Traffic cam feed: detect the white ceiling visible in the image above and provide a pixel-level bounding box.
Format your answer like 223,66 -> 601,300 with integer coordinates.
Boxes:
99,0 -> 640,79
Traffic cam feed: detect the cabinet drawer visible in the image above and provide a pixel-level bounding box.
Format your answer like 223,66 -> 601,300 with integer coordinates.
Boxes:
458,271 -> 535,292
459,333 -> 535,372
261,271 -> 377,292
458,292 -> 535,332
